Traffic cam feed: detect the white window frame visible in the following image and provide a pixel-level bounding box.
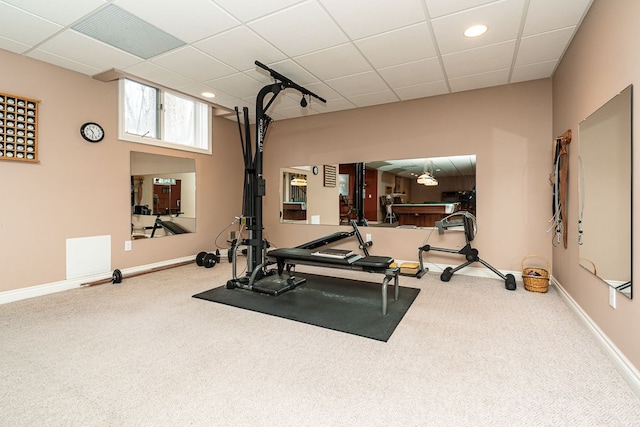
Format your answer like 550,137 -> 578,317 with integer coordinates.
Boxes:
118,78 -> 212,155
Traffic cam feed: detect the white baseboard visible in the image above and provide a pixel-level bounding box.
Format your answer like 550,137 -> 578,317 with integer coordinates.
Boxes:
551,275 -> 640,398
0,256 -> 195,305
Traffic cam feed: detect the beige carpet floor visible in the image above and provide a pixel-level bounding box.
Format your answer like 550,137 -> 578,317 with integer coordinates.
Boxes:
1,261 -> 639,426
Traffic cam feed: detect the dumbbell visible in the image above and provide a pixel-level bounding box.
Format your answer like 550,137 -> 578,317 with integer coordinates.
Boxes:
195,249 -> 221,268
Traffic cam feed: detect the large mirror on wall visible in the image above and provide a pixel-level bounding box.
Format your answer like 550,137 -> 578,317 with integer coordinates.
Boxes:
130,151 -> 196,239
280,155 -> 476,228
578,85 -> 632,298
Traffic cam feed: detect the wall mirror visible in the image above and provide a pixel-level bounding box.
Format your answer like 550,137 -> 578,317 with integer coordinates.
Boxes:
130,151 -> 196,239
578,85 -> 632,298
280,155 -> 476,228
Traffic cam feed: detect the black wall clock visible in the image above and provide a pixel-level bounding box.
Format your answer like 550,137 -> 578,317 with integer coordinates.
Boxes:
80,122 -> 105,143
312,165 -> 319,175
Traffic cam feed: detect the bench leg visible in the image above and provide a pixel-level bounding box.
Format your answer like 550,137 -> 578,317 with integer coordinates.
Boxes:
381,269 -> 400,315
394,271 -> 399,301
381,276 -> 389,315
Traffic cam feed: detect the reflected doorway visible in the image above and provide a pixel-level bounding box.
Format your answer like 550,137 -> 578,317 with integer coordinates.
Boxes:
153,180 -> 181,215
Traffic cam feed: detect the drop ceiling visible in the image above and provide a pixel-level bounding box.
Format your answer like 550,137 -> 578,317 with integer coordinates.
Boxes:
0,0 -> 593,121
368,155 -> 476,180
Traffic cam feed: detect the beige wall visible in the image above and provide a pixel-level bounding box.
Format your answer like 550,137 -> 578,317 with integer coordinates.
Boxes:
262,79 -> 553,272
0,49 -> 243,292
552,0 -> 640,371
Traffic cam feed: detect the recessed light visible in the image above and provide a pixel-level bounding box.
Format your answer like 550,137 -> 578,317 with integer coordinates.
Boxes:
464,24 -> 488,38
201,92 -> 215,98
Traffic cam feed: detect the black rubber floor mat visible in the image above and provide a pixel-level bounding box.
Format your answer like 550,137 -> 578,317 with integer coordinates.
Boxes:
193,273 -> 419,342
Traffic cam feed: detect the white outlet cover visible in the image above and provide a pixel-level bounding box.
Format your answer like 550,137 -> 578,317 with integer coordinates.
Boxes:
609,287 -> 616,309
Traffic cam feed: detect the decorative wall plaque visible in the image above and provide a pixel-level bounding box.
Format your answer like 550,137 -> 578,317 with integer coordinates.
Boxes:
323,164 -> 337,187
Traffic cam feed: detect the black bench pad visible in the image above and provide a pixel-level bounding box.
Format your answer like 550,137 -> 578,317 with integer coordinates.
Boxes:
267,248 -> 392,271
266,248 -> 398,315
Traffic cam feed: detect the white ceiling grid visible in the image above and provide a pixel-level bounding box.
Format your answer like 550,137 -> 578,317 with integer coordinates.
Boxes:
0,0 -> 593,121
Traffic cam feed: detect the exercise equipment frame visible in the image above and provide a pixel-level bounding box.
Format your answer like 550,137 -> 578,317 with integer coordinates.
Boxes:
226,60 -> 326,293
416,211 -> 516,290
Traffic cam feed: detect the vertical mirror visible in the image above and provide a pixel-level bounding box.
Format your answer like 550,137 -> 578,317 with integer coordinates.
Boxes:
130,151 -> 196,239
578,85 -> 632,298
281,168 -> 308,223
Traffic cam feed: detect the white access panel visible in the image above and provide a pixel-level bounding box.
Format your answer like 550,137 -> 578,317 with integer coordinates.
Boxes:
66,235 -> 111,280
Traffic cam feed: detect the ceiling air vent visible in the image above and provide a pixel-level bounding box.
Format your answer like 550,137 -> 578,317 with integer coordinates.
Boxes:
72,5 -> 185,59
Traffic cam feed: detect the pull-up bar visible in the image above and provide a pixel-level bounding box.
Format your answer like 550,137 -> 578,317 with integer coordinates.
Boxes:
255,61 -> 327,104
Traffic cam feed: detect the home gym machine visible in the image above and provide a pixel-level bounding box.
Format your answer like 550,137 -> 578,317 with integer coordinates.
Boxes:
225,60 -> 327,294
416,211 -> 516,290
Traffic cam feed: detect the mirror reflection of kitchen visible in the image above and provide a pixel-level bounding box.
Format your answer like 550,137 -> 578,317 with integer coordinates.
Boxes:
282,168 -> 308,223
130,151 -> 196,239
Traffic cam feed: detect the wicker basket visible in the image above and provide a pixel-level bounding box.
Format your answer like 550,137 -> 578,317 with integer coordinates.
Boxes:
522,255 -> 550,293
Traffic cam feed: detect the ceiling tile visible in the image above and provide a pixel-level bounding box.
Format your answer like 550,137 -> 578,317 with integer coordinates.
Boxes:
206,72 -> 265,99
325,71 -> 389,97
394,80 -> 450,101
34,30 -> 143,72
515,27 -> 574,66
425,0 -> 498,19
294,43 -> 372,81
197,88 -> 253,115
449,68 -> 510,92
25,49 -> 102,75
194,27 -> 287,71
378,58 -> 444,88
523,0 -> 593,36
1,0 -> 104,26
511,60 -> 556,83
272,104 -> 319,120
309,97 -> 356,114
319,0 -> 426,40
431,0 -> 525,54
0,2 -> 63,47
212,0 -> 305,23
0,36 -> 31,54
248,1 -> 348,57
347,90 -> 399,108
442,40 -> 516,79
193,86 -> 235,104
123,62 -> 195,89
151,46 -> 236,81
355,23 -> 437,68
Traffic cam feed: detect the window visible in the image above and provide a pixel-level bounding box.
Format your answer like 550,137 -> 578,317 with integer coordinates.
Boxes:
119,78 -> 211,154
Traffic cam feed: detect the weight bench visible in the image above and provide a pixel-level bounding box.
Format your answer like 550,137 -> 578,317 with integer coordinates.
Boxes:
266,247 -> 399,315
148,214 -> 191,237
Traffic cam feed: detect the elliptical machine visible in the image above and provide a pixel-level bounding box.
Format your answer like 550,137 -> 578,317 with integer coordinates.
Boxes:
416,211 -> 516,291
